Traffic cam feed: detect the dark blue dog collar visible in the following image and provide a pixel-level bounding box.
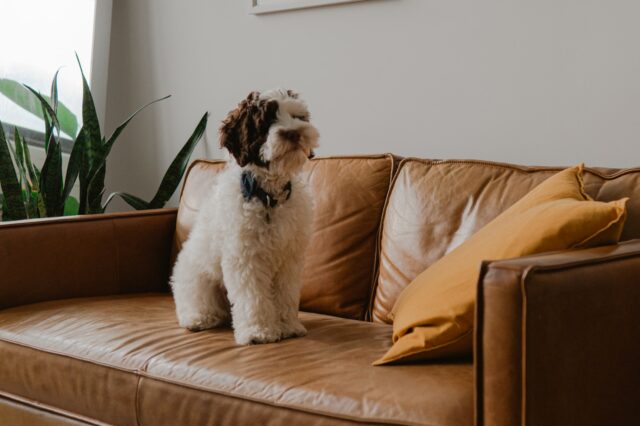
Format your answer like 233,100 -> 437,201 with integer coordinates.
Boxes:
241,171 -> 292,208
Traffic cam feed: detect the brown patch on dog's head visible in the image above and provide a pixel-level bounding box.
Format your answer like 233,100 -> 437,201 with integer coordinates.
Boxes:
278,129 -> 301,144
219,91 -> 279,167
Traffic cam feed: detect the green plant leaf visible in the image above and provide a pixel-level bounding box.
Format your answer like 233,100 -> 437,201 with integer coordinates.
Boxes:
49,69 -> 78,138
85,95 -> 171,215
0,78 -> 44,119
105,95 -> 171,150
63,195 -> 79,216
14,128 -> 39,193
103,191 -> 150,211
87,164 -> 106,214
149,112 -> 208,208
50,69 -> 60,113
24,84 -> 61,133
0,120 -> 27,220
75,53 -> 101,148
40,137 -> 63,216
0,78 -> 78,139
12,128 -> 29,189
62,127 -> 84,209
78,129 -> 93,214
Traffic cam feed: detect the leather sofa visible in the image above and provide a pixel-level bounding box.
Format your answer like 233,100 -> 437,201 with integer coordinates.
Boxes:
1,155 -> 639,426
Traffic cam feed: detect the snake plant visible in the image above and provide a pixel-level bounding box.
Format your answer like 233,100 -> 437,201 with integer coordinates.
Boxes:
0,56 -> 208,221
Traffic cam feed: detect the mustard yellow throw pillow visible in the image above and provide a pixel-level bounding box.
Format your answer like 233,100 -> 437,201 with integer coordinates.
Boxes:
374,165 -> 628,366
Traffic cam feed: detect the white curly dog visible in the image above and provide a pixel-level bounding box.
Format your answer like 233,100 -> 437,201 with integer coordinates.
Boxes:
171,89 -> 319,345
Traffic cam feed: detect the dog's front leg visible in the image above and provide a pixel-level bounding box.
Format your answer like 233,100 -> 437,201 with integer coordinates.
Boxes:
222,254 -> 283,345
171,234 -> 230,331
273,254 -> 307,340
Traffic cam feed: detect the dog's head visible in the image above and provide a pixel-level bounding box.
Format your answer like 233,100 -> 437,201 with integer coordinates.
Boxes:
219,89 -> 319,174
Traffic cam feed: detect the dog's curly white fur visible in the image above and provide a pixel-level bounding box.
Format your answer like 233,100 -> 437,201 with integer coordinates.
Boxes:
171,89 -> 319,345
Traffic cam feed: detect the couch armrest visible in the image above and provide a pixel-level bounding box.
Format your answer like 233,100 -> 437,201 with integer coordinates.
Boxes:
0,209 -> 177,310
475,240 -> 640,426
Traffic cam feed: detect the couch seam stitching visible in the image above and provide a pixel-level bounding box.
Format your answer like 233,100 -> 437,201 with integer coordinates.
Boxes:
486,243 -> 640,273
398,158 -> 640,179
367,158 -> 410,323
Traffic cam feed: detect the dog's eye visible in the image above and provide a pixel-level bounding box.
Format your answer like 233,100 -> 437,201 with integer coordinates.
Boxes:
292,115 -> 309,122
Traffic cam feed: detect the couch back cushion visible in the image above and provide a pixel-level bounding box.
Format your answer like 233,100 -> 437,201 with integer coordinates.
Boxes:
174,155 -> 395,320
372,159 -> 640,323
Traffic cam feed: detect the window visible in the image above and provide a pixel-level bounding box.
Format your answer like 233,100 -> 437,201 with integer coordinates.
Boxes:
0,0 -> 111,151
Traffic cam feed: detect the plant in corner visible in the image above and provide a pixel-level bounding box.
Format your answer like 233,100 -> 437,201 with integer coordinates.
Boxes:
0,55 -> 208,221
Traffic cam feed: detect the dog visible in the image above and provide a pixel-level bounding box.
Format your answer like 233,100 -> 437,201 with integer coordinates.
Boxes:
171,89 -> 319,345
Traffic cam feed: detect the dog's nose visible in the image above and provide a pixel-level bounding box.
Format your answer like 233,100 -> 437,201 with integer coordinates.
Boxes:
280,129 -> 301,144
308,150 -> 315,159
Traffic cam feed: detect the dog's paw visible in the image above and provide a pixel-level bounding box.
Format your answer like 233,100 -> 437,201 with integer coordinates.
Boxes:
280,319 -> 307,340
178,313 -> 226,332
234,326 -> 282,345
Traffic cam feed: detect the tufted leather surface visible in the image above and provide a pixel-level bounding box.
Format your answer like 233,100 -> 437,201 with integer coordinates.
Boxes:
373,159 -> 640,323
0,295 -> 473,426
174,156 -> 395,320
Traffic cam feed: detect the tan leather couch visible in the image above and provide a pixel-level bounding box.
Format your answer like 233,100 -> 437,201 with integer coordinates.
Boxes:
1,155 -> 639,426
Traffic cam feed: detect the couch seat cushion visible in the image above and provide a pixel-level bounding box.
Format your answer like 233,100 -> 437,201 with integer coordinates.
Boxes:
0,294 -> 472,426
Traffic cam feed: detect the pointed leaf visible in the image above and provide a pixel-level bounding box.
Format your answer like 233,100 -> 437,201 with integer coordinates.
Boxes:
103,192 -> 150,211
40,137 -> 63,216
76,53 -> 101,148
43,107 -> 52,152
149,112 -> 208,208
87,164 -> 106,214
88,95 -> 171,188
62,127 -> 85,207
48,69 -> 78,138
106,95 -> 171,149
24,84 -> 60,132
0,121 -> 27,220
84,95 -> 171,213
21,132 -> 40,193
56,101 -> 79,138
13,128 -> 30,190
51,69 -> 60,113
0,78 -> 78,138
0,78 -> 44,119
78,129 -> 93,214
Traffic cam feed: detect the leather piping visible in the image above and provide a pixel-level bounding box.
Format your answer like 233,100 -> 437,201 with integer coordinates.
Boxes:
473,261 -> 491,426
363,153 -> 396,321
474,239 -> 640,426
0,392 -> 104,425
394,157 -> 640,180
367,157 -> 412,323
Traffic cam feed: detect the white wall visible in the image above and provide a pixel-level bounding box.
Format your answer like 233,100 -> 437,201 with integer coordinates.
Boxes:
104,0 -> 640,209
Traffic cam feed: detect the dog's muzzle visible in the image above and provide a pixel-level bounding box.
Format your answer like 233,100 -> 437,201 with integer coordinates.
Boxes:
279,129 -> 315,159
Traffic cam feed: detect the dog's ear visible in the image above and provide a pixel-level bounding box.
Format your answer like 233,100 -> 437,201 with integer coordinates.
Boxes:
219,92 -> 279,167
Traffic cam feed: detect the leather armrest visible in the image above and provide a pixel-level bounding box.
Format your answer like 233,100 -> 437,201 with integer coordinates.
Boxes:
0,209 -> 177,310
475,240 -> 640,426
